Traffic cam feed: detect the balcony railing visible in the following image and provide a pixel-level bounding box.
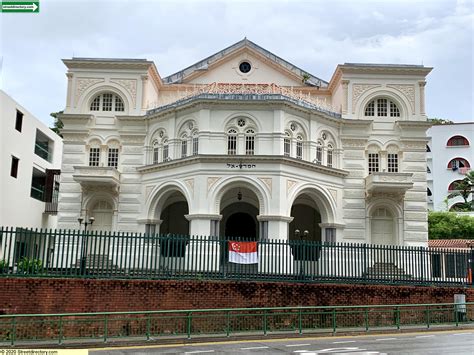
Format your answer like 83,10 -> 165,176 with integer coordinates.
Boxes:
34,143 -> 52,162
72,166 -> 120,188
366,172 -> 413,196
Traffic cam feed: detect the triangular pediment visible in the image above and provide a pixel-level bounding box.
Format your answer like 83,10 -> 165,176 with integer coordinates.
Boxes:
163,39 -> 328,88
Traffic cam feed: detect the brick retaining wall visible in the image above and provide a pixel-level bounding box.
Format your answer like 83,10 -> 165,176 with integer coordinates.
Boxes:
0,278 -> 472,314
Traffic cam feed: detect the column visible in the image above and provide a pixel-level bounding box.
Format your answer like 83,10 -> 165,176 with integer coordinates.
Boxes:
185,214 -> 222,271
257,215 -> 294,274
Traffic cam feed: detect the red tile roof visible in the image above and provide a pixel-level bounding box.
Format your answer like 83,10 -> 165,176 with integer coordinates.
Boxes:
428,239 -> 474,249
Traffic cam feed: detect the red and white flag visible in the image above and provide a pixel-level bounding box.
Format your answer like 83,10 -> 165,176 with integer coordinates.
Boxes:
228,241 -> 258,264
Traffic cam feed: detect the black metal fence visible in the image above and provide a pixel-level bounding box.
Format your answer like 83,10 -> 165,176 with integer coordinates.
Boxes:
0,227 -> 472,287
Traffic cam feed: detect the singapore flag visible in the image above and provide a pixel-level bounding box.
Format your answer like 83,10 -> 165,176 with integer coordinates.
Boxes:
228,241 -> 258,264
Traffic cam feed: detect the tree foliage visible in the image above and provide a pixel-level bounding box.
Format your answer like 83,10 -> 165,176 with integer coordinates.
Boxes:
50,110 -> 64,137
428,117 -> 453,125
447,171 -> 474,211
428,211 -> 474,239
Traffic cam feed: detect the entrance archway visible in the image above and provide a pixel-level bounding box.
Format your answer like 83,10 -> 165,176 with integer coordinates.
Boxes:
89,200 -> 113,232
289,194 -> 322,242
219,186 -> 260,269
160,191 -> 189,236
225,212 -> 256,239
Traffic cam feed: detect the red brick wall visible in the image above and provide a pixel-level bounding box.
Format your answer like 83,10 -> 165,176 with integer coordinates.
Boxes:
0,278 -> 472,315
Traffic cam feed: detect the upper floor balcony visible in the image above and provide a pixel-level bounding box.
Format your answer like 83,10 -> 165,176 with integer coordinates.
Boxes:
73,166 -> 120,192
365,172 -> 413,198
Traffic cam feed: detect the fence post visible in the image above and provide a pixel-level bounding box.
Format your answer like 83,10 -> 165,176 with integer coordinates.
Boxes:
298,308 -> 302,335
263,310 -> 267,336
332,308 -> 336,333
11,317 -> 16,346
454,304 -> 459,327
395,307 -> 400,330
226,311 -> 230,337
364,308 -> 369,331
425,307 -> 430,329
58,316 -> 63,344
146,313 -> 151,340
103,315 -> 108,342
187,312 -> 192,339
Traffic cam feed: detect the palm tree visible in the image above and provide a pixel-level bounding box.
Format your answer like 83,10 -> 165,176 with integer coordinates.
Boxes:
448,171 -> 474,211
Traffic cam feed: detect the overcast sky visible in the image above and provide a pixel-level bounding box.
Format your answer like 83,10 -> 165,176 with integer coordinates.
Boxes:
0,0 -> 473,125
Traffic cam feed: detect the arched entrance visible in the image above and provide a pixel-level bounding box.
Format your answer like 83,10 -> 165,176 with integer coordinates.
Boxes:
219,186 -> 260,270
160,191 -> 189,236
158,190 -> 189,260
289,194 -> 322,242
371,207 -> 396,245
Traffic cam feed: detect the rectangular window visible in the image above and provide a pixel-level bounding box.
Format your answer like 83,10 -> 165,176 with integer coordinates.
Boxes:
377,99 -> 387,116
153,147 -> 159,164
30,167 -> 46,202
163,144 -> 169,161
10,156 -> 19,178
15,110 -> 23,132
192,137 -> 199,155
34,129 -> 53,162
388,153 -> 399,173
228,136 -> 236,155
89,148 -> 100,167
368,153 -> 379,174
102,93 -> 113,111
316,146 -> 322,164
284,138 -> 290,157
181,140 -> 187,158
107,148 -> 119,168
296,141 -> 303,159
245,136 -> 255,155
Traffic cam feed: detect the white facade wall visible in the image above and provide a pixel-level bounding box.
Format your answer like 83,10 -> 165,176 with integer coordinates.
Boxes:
56,40 -> 432,250
427,123 -> 473,211
0,90 -> 63,228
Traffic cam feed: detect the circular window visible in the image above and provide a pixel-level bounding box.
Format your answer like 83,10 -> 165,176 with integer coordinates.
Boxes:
238,119 -> 246,127
239,61 -> 252,73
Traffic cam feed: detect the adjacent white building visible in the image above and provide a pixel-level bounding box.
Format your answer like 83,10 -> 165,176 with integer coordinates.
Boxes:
427,122 -> 473,211
57,39 -> 432,247
0,90 -> 63,228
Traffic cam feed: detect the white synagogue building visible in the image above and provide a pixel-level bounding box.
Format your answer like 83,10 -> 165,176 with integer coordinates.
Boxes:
57,39 -> 432,247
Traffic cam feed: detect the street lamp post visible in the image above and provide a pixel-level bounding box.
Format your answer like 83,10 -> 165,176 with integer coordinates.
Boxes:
78,216 -> 94,275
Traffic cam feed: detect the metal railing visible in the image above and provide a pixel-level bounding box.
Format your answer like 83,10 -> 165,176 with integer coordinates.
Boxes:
0,227 -> 473,287
0,303 -> 472,346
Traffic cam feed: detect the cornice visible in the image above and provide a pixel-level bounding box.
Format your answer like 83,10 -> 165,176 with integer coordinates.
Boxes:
396,120 -> 432,129
58,113 -> 93,121
136,154 -> 349,178
62,58 -> 154,72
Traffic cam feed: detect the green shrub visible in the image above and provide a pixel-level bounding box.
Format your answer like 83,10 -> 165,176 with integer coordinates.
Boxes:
17,257 -> 43,274
428,211 -> 474,239
0,259 -> 8,273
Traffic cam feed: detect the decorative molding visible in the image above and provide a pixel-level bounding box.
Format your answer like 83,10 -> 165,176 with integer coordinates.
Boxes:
287,179 -> 297,194
257,215 -> 294,223
418,81 -> 426,115
111,79 -> 138,107
75,78 -> 104,104
120,135 -> 146,144
328,188 -> 337,201
341,80 -> 349,114
145,185 -> 154,200
207,177 -> 221,192
184,178 -> 194,195
258,177 -> 272,194
341,139 -> 367,148
351,84 -> 380,113
387,84 -> 415,114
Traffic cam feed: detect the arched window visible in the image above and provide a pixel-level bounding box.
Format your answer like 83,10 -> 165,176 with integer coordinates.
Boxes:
181,135 -> 188,158
364,98 -> 400,117
447,157 -> 470,170
89,146 -> 100,167
427,188 -> 432,196
427,166 -> 431,173
192,132 -> 199,156
90,93 -> 125,112
296,135 -> 303,160
227,129 -> 237,155
448,180 -> 465,191
450,203 -> 468,212
284,132 -> 291,157
368,153 -> 380,174
153,140 -> 159,164
447,136 -> 469,147
426,145 -> 431,152
162,139 -> 169,161
245,129 -> 255,155
326,143 -> 333,167
315,142 -> 323,165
